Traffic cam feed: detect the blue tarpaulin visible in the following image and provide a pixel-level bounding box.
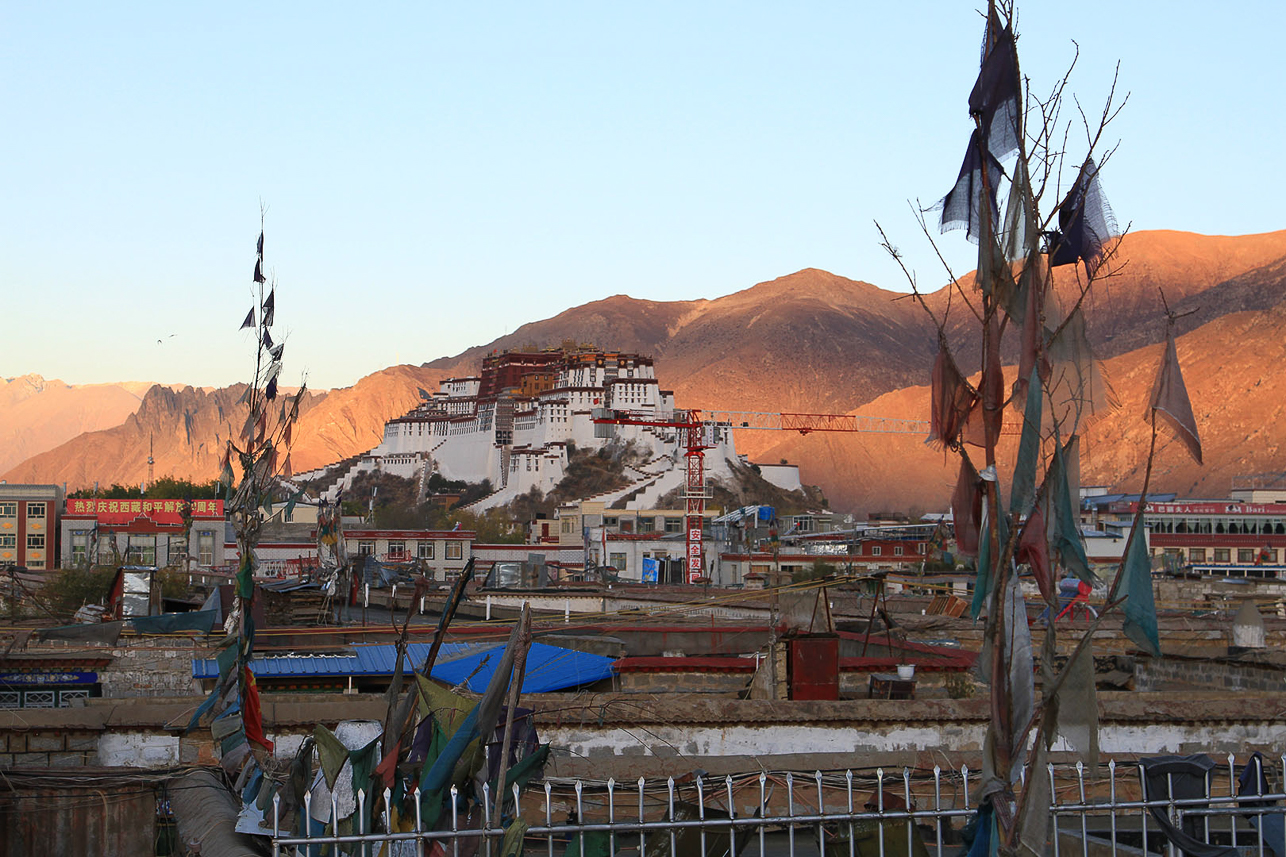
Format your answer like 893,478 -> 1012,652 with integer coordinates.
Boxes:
430,643 -> 615,693
192,641 -> 615,692
192,642 -> 485,680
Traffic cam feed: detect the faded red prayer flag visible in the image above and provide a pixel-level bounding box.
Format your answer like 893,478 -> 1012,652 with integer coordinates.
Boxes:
243,666 -> 274,752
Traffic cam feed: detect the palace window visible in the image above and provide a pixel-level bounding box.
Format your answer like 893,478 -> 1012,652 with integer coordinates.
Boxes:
26,502 -> 45,519
0,503 -> 15,518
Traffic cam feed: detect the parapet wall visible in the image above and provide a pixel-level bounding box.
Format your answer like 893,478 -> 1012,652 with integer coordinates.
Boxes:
3,692 -> 1284,778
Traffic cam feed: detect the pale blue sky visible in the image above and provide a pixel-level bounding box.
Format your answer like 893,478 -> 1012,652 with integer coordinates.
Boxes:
3,3 -> 1281,390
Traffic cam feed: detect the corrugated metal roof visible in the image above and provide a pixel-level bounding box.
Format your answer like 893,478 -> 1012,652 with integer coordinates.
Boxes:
191,642 -> 485,680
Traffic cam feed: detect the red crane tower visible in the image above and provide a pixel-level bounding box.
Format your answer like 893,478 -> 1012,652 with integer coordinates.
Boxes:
592,408 -> 933,583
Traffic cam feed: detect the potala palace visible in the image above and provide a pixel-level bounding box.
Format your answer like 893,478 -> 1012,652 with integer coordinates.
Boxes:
305,346 -> 799,510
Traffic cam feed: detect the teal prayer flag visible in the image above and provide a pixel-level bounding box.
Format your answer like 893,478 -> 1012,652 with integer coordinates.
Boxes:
1121,522 -> 1161,656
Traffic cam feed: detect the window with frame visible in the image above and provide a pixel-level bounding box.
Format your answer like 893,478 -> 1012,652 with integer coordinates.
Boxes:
871,546 -> 882,557
1189,548 -> 1206,563
26,502 -> 46,519
71,531 -> 90,566
127,535 -> 155,566
609,552 -> 627,572
1,534 -> 17,550
27,533 -> 45,551
894,545 -> 904,556
387,540 -> 406,559
445,541 -> 462,560
561,518 -> 574,534
198,530 -> 215,566
1214,548 -> 1230,562
0,502 -> 15,517
1238,548 -> 1255,563
664,517 -> 682,534
357,541 -> 375,557
418,541 -> 435,560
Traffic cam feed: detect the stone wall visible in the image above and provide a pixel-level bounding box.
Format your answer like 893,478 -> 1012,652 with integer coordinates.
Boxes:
98,638 -> 208,698
1136,655 -> 1286,693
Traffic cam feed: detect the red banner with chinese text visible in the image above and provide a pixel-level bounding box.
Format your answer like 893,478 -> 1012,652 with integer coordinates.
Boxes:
64,498 -> 224,525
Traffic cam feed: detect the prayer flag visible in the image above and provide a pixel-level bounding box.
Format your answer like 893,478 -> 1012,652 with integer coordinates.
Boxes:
1121,522 -> 1161,657
1150,329 -> 1203,464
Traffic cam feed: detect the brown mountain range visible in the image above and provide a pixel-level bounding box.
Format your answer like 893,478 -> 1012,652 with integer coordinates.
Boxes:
0,376 -> 151,476
6,229 -> 1284,512
758,292 -> 1286,513
2,366 -> 450,490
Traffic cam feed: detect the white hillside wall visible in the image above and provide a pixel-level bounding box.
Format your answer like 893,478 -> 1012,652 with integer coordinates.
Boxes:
432,431 -> 498,484
756,463 -> 803,492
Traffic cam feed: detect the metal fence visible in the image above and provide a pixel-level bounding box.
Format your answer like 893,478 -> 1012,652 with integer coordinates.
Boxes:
271,754 -> 1286,857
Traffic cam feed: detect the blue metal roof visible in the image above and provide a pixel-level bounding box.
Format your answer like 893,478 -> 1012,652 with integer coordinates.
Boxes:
192,642 -> 615,692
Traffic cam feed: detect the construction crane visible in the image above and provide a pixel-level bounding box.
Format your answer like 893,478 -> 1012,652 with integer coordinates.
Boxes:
592,407 -> 937,584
